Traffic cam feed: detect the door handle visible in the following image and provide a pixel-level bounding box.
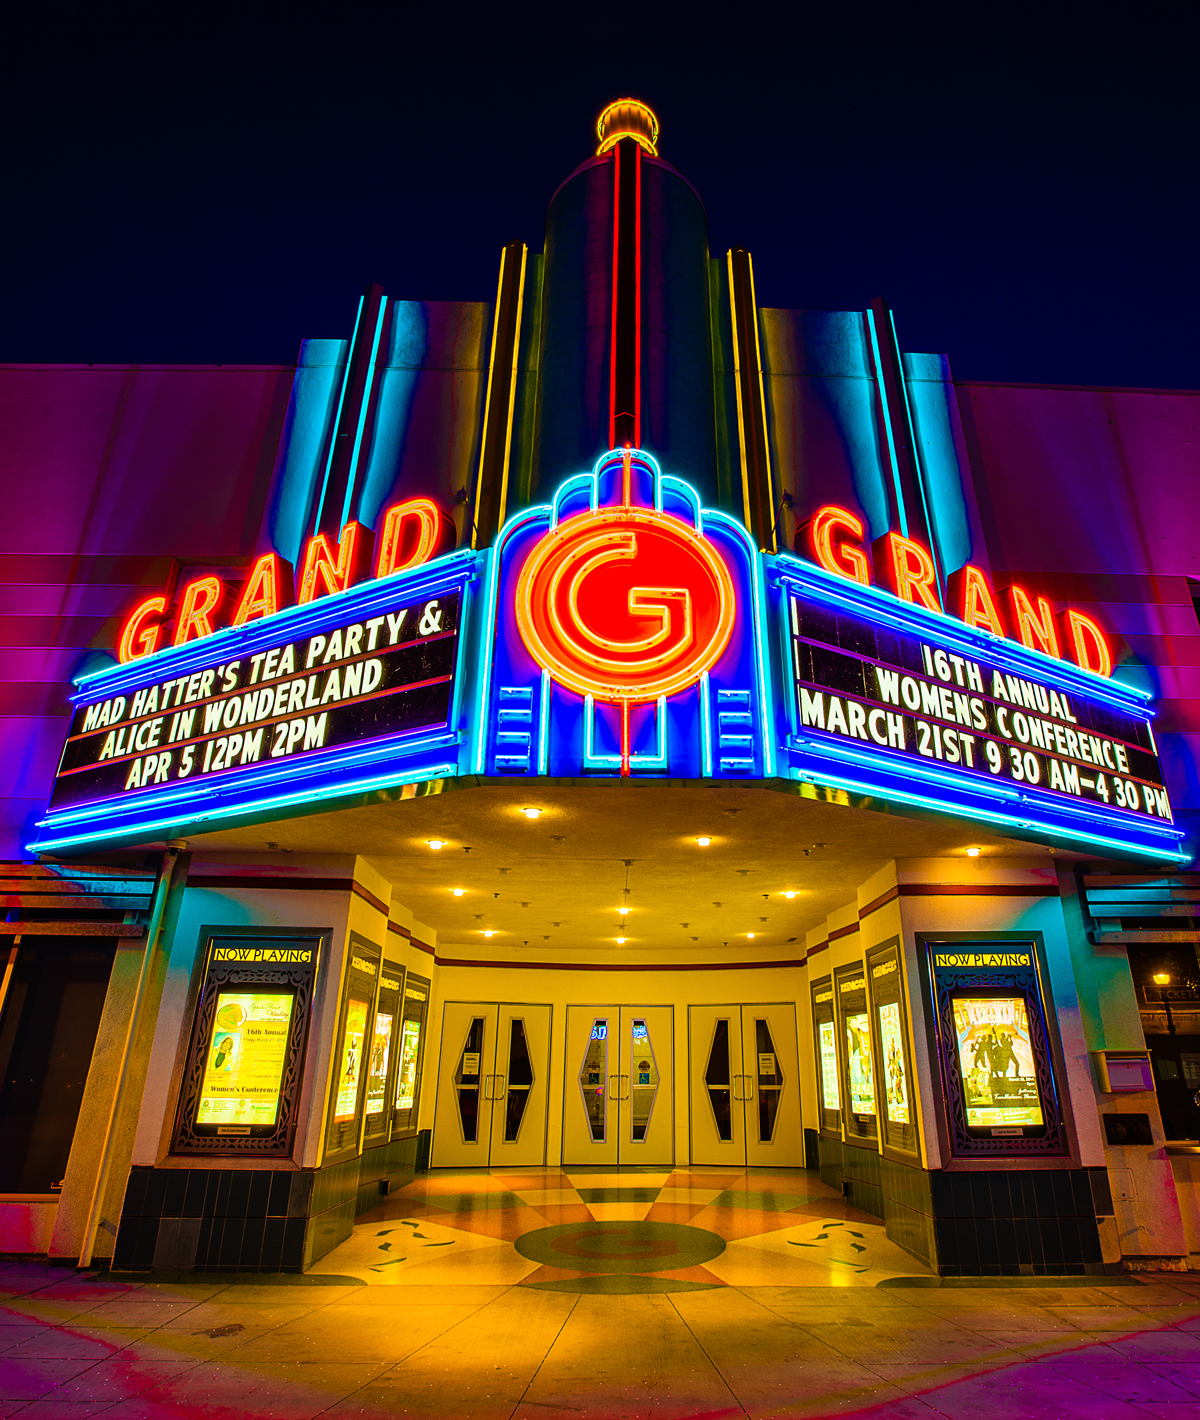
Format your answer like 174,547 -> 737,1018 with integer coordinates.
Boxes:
609,1073 -> 620,1099
621,1075 -> 631,1101
482,1074 -> 492,1100
494,1074 -> 505,1097
742,1074 -> 755,1101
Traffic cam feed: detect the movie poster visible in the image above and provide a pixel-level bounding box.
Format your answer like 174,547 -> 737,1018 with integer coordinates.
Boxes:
396,1018 -> 422,1110
196,992 -> 293,1128
335,997 -> 369,1121
364,1010 -> 394,1117
819,1020 -> 840,1110
846,1012 -> 876,1115
877,1001 -> 909,1124
952,995 -> 1044,1128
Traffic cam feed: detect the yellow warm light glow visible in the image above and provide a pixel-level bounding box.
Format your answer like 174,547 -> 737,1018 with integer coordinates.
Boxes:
618,907 -> 630,915
747,932 -> 756,939
695,836 -> 712,847
966,847 -> 981,857
427,839 -> 446,850
522,808 -> 542,819
451,888 -> 466,897
483,930 -> 495,938
782,891 -> 797,899
1153,972 -> 1171,985
616,936 -> 627,944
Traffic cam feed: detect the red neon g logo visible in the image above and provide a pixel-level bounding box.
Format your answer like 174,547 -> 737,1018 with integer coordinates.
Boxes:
514,506 -> 736,702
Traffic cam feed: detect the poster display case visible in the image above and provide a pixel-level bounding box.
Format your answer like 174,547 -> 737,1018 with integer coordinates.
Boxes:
865,936 -> 919,1161
392,971 -> 430,1138
363,959 -> 404,1145
172,930 -> 324,1156
810,975 -> 841,1138
918,935 -> 1071,1160
834,962 -> 878,1143
324,933 -> 381,1161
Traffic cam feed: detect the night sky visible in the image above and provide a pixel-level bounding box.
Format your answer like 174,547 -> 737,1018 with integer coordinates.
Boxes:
3,6 -> 1195,389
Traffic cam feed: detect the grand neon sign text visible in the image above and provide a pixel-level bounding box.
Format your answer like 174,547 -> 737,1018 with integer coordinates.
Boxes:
803,506 -> 1113,677
117,498 -> 453,664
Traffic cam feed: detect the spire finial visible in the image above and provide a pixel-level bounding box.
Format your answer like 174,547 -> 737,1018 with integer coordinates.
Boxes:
596,99 -> 659,156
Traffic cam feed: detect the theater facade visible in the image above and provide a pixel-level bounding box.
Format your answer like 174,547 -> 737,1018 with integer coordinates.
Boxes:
2,101 -> 1199,1279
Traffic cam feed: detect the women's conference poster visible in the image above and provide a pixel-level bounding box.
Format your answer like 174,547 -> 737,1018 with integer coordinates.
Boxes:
197,993 -> 293,1128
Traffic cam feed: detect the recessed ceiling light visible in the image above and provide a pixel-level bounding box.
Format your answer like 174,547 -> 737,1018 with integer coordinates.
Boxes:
616,936 -> 627,944
695,836 -> 712,847
427,839 -> 446,850
522,808 -> 542,819
782,890 -> 797,899
617,906 -> 630,915
747,931 -> 756,939
482,929 -> 495,938
966,847 -> 981,857
451,888 -> 465,897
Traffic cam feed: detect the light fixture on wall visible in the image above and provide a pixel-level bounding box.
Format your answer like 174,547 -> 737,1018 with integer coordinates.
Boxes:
482,929 -> 495,938
695,836 -> 712,847
451,888 -> 466,897
747,931 -> 756,939
1153,972 -> 1171,985
427,839 -> 446,850
616,935 -> 627,945
966,847 -> 981,857
781,890 -> 797,899
522,808 -> 542,820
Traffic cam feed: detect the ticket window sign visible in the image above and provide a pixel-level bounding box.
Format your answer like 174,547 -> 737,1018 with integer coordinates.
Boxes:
363,963 -> 404,1143
834,964 -> 878,1142
810,977 -> 840,1137
866,938 -> 919,1161
392,973 -> 430,1136
324,935 -> 381,1161
173,932 -> 322,1156
920,938 -> 1069,1159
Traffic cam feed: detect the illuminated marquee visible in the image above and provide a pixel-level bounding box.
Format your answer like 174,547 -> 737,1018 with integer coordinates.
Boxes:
31,553 -> 473,853
116,497 -> 455,662
480,448 -> 771,780
770,553 -> 1182,860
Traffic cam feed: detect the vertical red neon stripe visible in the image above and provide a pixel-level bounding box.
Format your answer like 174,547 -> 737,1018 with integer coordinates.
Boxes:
633,142 -> 642,451
620,700 -> 631,777
609,142 -> 621,452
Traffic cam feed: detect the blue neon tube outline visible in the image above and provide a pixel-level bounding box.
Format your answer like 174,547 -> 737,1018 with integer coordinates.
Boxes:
583,694 -> 668,769
340,295 -> 390,529
865,307 -> 908,539
29,761 -> 459,855
35,725 -> 460,832
783,730 -> 1184,856
313,294 -> 364,533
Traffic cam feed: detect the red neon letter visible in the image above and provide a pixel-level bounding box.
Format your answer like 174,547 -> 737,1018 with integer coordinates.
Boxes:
948,564 -> 1005,636
872,532 -> 942,612
118,597 -> 167,663
1065,609 -> 1112,677
233,552 -> 294,627
173,577 -> 225,647
1010,586 -> 1060,658
802,506 -> 871,587
298,522 -> 373,604
375,498 -> 447,579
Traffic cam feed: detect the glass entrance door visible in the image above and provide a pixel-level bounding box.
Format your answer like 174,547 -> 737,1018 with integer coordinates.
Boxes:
688,1004 -> 802,1165
431,1002 -> 551,1167
562,1006 -> 673,1166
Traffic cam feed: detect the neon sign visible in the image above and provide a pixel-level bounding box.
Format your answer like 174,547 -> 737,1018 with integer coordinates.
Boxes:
803,505 -> 1114,676
117,497 -> 454,662
514,452 -> 736,771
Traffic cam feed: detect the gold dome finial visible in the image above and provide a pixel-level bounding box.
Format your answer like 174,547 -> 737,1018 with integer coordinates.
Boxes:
596,99 -> 659,157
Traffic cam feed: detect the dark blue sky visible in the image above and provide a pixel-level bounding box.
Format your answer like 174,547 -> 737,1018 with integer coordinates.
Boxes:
3,5 -> 1195,388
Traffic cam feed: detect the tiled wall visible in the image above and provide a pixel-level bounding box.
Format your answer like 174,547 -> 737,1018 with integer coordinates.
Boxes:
815,1138 -> 1112,1276
113,1135 -> 419,1275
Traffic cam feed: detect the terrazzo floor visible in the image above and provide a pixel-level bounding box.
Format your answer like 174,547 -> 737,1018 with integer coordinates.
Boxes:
2,1167 -> 1200,1418
310,1165 -> 925,1291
